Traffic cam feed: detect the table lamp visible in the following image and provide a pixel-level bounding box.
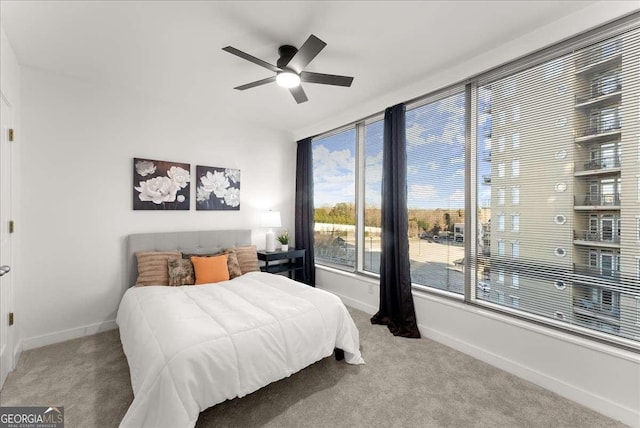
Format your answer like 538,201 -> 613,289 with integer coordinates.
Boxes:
262,210 -> 282,252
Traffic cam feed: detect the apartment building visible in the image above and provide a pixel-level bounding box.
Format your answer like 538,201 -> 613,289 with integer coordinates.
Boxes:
483,29 -> 640,340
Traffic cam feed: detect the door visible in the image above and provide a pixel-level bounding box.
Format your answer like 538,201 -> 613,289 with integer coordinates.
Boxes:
600,251 -> 614,278
600,143 -> 615,169
0,94 -> 14,388
600,179 -> 615,205
589,215 -> 598,240
601,217 -> 614,242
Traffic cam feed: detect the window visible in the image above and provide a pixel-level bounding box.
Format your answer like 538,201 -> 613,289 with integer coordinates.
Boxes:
363,120 -> 384,274
499,110 -> 506,125
511,186 -> 520,205
497,214 -> 505,231
510,295 -> 520,308
312,128 -> 356,269
310,21 -> 640,349
511,159 -> 520,177
511,214 -> 520,232
406,91 -> 466,294
511,241 -> 520,259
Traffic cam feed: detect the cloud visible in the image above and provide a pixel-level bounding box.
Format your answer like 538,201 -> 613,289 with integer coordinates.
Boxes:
406,96 -> 465,147
428,162 -> 440,171
409,184 -> 438,198
448,189 -> 465,208
313,143 -> 356,206
450,155 -> 465,164
451,168 -> 465,179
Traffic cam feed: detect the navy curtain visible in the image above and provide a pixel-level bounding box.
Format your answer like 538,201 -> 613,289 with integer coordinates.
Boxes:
371,103 -> 421,338
295,137 -> 316,286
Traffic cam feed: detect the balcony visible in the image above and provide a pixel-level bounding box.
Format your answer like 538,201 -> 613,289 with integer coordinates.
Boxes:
575,40 -> 622,75
573,229 -> 620,248
574,123 -> 621,143
574,193 -> 620,209
573,155 -> 621,176
573,298 -> 621,323
572,264 -> 620,282
574,86 -> 621,109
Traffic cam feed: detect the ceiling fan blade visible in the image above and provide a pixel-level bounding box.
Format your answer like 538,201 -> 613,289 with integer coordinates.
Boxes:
286,35 -> 327,73
289,86 -> 308,104
300,71 -> 354,87
234,76 -> 277,91
222,46 -> 281,73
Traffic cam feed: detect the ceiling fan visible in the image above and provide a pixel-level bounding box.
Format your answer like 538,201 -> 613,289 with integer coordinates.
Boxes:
222,34 -> 354,104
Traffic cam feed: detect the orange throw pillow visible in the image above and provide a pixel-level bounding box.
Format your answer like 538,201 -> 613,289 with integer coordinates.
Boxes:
191,255 -> 230,285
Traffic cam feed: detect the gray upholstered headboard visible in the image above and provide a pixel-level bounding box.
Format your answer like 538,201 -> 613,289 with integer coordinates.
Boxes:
127,229 -> 252,287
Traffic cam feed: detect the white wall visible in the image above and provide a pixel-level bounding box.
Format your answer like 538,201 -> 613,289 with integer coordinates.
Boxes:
17,66 -> 296,349
1,23 -> 22,368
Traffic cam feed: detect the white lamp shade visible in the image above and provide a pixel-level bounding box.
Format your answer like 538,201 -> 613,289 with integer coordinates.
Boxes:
262,211 -> 281,252
261,211 -> 282,228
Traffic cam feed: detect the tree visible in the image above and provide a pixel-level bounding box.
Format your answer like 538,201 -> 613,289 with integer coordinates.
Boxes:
431,222 -> 441,236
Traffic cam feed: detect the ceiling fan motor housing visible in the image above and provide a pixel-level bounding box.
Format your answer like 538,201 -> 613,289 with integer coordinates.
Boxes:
277,45 -> 298,69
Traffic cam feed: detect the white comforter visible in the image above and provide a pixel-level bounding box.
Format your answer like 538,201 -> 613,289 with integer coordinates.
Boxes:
116,272 -> 364,428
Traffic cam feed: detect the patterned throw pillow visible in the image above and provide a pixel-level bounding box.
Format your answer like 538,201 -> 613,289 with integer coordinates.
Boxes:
231,245 -> 260,274
135,251 -> 182,286
225,250 -> 243,279
167,258 -> 195,286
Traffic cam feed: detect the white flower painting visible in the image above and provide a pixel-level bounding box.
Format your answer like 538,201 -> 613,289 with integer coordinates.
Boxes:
196,165 -> 241,211
133,158 -> 191,210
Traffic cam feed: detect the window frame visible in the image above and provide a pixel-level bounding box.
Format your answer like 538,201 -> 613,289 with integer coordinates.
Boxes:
309,12 -> 640,351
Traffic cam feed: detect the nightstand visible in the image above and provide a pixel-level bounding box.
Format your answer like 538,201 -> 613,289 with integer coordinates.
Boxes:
257,248 -> 307,284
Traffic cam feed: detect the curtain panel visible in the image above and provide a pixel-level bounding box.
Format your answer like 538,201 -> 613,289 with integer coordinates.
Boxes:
295,137 -> 316,286
371,103 -> 421,338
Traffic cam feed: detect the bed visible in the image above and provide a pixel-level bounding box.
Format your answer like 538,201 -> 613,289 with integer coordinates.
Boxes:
117,230 -> 364,428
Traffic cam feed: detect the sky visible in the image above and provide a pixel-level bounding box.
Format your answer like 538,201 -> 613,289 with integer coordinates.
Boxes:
312,91 -> 493,210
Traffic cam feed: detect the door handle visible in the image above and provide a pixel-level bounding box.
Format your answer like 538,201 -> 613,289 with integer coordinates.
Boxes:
0,265 -> 10,277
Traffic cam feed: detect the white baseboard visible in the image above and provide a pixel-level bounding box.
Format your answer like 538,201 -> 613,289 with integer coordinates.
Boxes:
418,322 -> 638,427
324,288 -> 378,315
325,284 -> 638,428
22,319 -> 118,351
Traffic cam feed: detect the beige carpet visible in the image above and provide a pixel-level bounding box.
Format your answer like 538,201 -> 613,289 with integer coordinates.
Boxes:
0,308 -> 626,427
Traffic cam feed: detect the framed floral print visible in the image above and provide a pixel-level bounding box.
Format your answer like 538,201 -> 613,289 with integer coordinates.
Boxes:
133,158 -> 190,210
195,165 -> 240,210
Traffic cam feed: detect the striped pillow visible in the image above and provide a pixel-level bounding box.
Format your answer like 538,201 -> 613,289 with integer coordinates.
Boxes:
230,245 -> 260,274
135,251 -> 181,286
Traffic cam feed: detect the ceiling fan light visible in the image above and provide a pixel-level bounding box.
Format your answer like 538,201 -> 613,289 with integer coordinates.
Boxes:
276,71 -> 301,88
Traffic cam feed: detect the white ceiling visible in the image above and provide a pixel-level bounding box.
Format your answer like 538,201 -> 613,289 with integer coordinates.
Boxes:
0,1 -> 611,136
